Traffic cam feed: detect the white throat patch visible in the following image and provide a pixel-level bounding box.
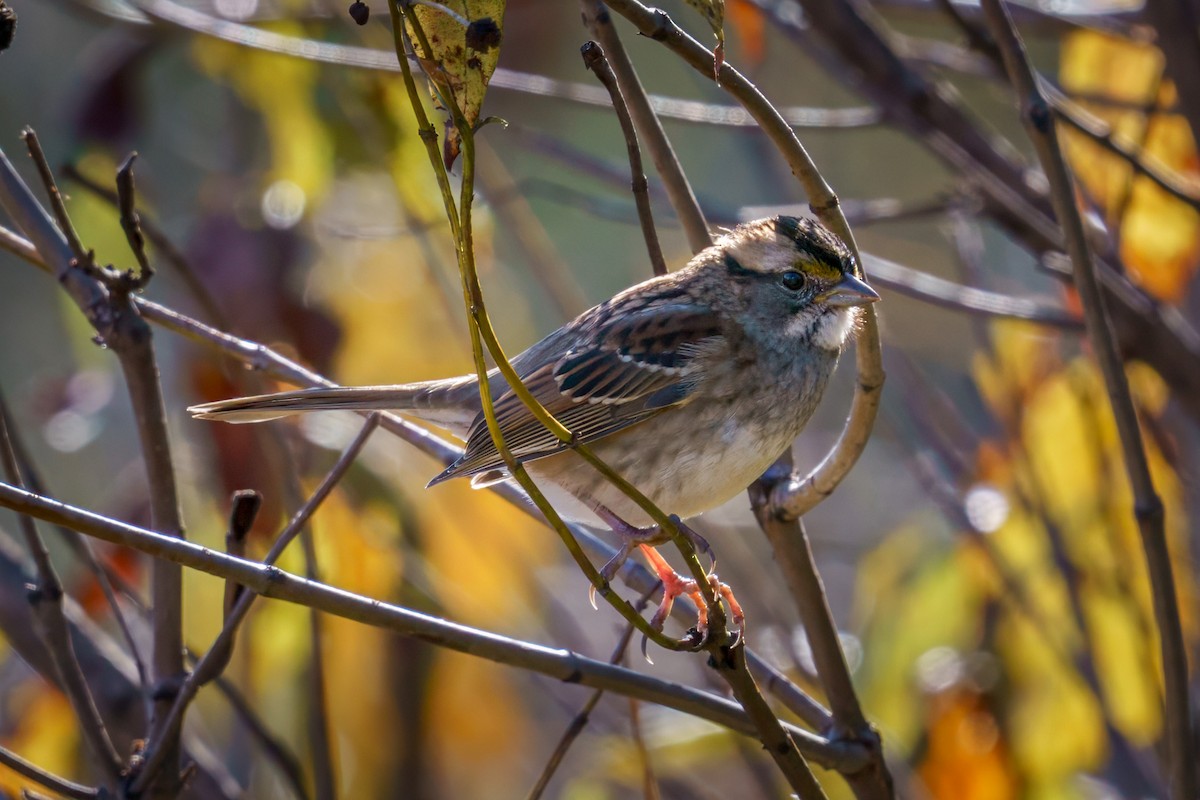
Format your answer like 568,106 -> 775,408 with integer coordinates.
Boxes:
813,306 -> 860,350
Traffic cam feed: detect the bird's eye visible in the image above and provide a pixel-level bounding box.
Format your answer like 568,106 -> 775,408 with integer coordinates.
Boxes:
780,270 -> 806,291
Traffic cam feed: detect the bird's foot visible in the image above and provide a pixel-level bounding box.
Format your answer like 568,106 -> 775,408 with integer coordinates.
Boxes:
586,505 -> 740,649
588,507 -> 715,610
637,545 -> 744,656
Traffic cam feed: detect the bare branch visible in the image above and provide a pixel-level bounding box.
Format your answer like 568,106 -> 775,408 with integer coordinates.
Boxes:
581,41 -> 666,276
581,0 -> 711,252
0,397 -> 123,781
0,478 -> 870,773
115,152 -> 154,287
862,251 -> 1082,329
526,591 -> 651,800
980,3 -> 1195,797
121,0 -> 881,129
0,744 -> 105,800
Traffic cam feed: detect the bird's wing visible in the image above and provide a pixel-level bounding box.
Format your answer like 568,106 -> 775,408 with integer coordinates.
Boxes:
429,302 -> 725,484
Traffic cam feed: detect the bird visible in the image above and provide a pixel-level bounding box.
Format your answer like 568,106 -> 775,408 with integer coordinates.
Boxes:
190,215 -> 879,636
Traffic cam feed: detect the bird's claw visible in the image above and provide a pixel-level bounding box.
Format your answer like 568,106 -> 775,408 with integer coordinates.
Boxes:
668,514 -> 716,571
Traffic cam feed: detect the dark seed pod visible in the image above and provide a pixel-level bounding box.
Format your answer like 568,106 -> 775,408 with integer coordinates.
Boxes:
348,1 -> 369,25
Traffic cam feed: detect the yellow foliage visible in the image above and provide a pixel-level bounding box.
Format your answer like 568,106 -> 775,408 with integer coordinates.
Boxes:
918,690 -> 1017,800
191,28 -> 333,198
999,616 -> 1107,784
425,650 -> 534,797
1059,31 -> 1200,302
1021,369 -> 1102,530
855,522 -> 982,747
1082,587 -> 1160,743
0,686 -> 80,797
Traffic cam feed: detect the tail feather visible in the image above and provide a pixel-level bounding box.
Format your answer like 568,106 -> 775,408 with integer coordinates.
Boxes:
188,378 -> 480,432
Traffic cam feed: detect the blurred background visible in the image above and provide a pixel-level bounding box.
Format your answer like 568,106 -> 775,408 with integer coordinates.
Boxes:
0,0 -> 1196,797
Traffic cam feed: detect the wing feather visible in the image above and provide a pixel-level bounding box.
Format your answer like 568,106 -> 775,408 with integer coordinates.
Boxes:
429,302 -> 726,485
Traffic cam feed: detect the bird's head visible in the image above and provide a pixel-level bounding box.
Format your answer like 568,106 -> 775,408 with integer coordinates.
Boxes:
707,215 -> 879,354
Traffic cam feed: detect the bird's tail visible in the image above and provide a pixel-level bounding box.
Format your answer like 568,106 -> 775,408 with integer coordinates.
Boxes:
188,376 -> 480,432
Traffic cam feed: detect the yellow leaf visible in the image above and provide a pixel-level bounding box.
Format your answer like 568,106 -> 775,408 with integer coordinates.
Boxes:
683,0 -> 725,46
406,0 -> 505,168
1059,31 -> 1200,302
1021,370 -> 1102,531
1083,587 -> 1160,744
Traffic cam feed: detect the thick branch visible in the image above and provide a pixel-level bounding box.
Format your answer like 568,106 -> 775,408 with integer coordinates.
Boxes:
0,479 -> 868,773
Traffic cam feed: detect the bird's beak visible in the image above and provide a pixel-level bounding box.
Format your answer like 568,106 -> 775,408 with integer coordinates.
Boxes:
821,273 -> 881,307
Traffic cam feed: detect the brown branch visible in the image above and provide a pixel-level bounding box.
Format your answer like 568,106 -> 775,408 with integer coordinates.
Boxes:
581,0 -> 712,252
751,459 -> 892,800
0,399 -> 123,781
119,0 -> 882,130
862,251 -> 1082,329
0,478 -> 869,773
581,41 -> 667,276
980,3 -> 1195,798
1049,91 -> 1200,212
130,415 -> 380,794
61,163 -> 231,330
20,130 -> 87,261
115,152 -> 154,288
7,129 -> 188,799
0,744 -> 106,800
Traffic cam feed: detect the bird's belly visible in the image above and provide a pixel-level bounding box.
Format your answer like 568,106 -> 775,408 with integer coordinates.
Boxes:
527,414 -> 800,528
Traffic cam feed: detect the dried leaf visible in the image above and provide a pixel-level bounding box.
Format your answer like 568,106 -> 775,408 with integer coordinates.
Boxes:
405,1 -> 505,169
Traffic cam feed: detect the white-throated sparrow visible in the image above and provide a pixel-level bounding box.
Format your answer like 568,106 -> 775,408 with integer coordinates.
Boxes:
191,216 -> 879,630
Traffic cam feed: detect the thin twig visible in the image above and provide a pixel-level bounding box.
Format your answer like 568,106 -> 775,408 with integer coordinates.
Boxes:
1049,90 -> 1200,212
581,41 -> 666,276
581,0 -> 711,251
0,478 -> 870,773
130,415 -> 380,794
0,397 -> 124,782
20,130 -> 87,261
115,152 -> 154,287
627,694 -> 660,800
121,0 -> 884,129
0,744 -> 106,800
980,3 -> 1195,798
207,673 -> 312,800
61,163 -> 231,329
